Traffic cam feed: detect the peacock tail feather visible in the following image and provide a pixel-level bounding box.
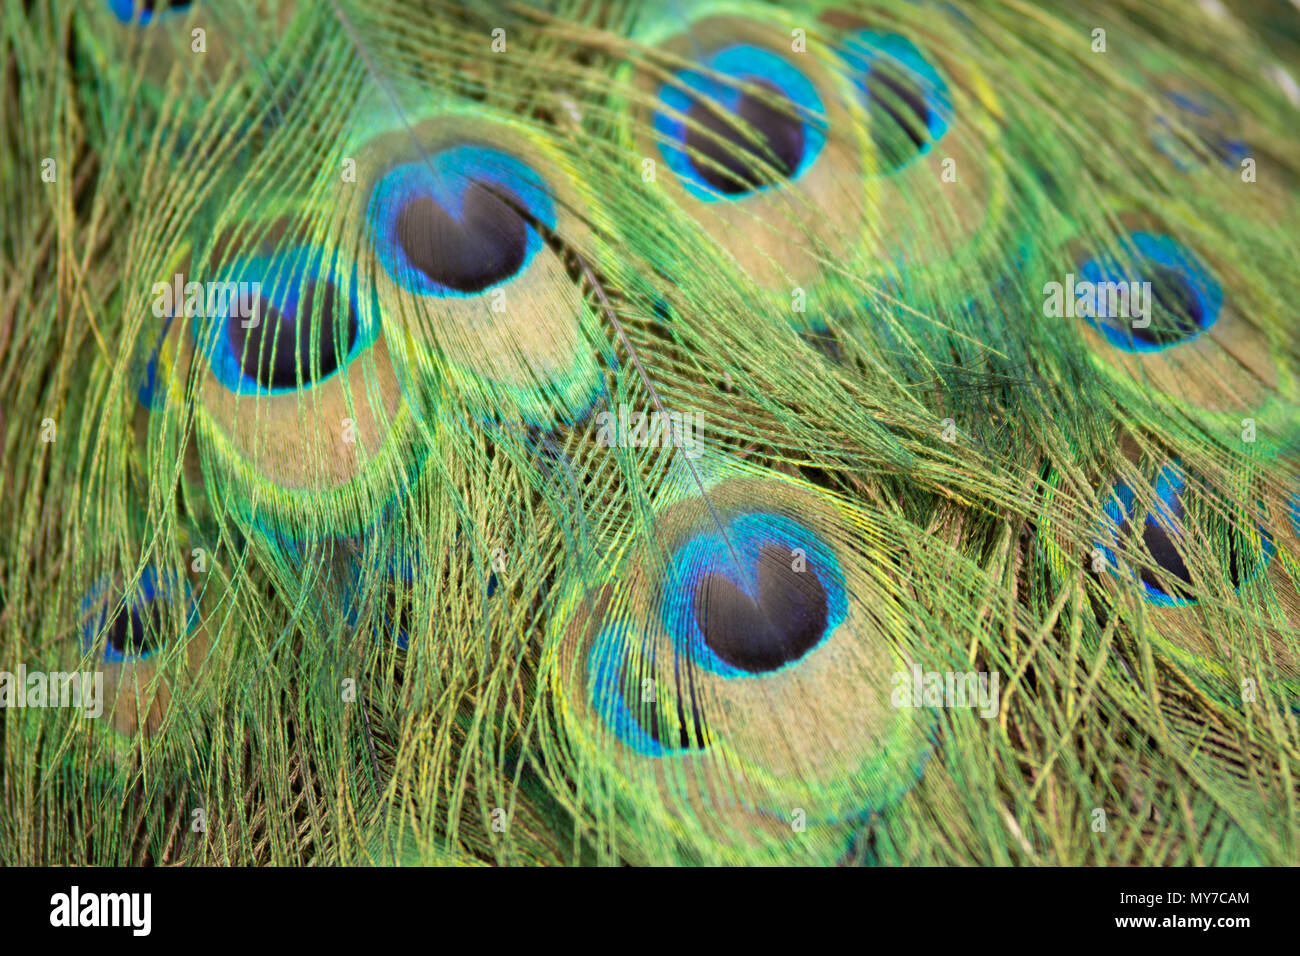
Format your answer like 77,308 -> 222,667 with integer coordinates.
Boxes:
3,0 -> 1300,867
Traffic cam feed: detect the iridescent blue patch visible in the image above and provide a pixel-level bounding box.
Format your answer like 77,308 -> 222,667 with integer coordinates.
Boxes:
134,315 -> 175,409
588,621 -> 670,756
654,45 -> 828,201
1076,232 -> 1221,353
194,245 -> 377,396
368,146 -> 555,297
80,567 -> 199,664
1151,89 -> 1249,171
838,30 -> 952,171
107,0 -> 191,25
1097,462 -> 1272,605
660,512 -> 848,677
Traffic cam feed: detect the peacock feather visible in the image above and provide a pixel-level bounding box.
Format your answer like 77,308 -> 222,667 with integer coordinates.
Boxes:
3,0 -> 1300,868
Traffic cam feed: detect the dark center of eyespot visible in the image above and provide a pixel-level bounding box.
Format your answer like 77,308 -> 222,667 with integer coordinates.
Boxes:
396,183 -> 529,293
1131,263 -> 1203,346
228,279 -> 357,390
693,543 -> 829,673
136,0 -> 190,12
684,79 -> 805,194
105,600 -> 165,658
1117,488 -> 1228,600
865,62 -> 931,164
1118,491 -> 1193,599
1137,513 -> 1195,599
1225,533 -> 1244,591
1116,488 -> 1260,598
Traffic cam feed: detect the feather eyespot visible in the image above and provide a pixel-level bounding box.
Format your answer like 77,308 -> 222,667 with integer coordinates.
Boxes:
196,248 -> 373,396
368,146 -> 555,297
691,543 -> 829,673
1076,232 -> 1222,353
1151,88 -> 1249,171
81,568 -> 197,665
587,514 -> 846,756
654,45 -> 828,200
838,31 -> 952,173
662,512 -> 848,676
106,0 -> 191,25
1098,463 -> 1272,605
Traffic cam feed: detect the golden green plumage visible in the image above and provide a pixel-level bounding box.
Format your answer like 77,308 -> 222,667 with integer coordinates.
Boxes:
3,0 -> 1300,867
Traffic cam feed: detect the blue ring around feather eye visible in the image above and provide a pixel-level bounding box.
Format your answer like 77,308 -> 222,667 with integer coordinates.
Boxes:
1164,90 -> 1217,120
1076,232 -> 1222,353
1097,462 -> 1273,605
589,620 -> 673,756
1098,462 -> 1193,606
79,568 -> 199,664
367,146 -> 555,297
106,0 -> 190,25
586,513 -> 848,755
654,45 -> 828,202
1152,91 -> 1249,171
838,31 -> 952,163
660,512 -> 848,677
135,314 -> 175,409
193,245 -> 377,396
